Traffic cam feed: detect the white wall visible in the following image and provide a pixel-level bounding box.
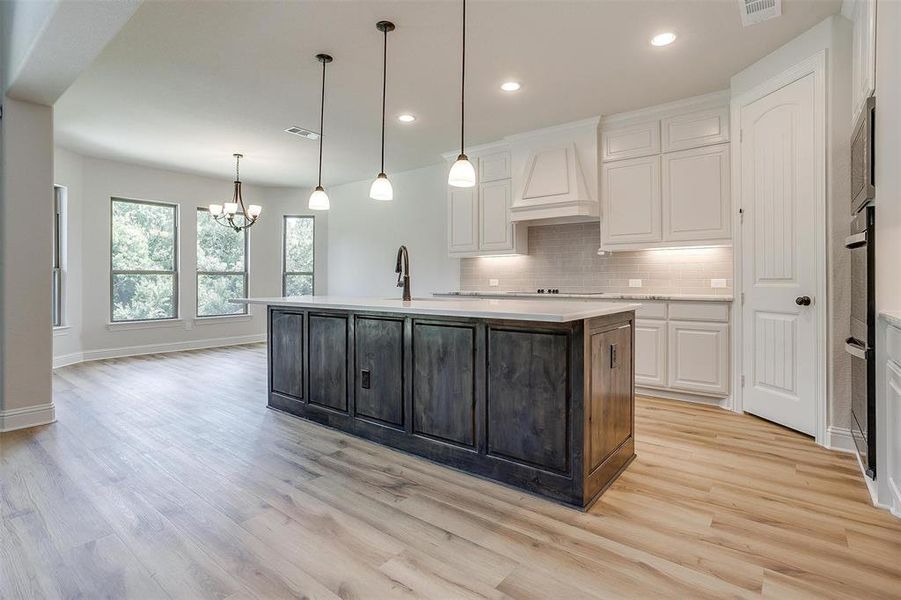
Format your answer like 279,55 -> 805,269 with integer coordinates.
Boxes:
52,150 -> 325,366
730,15 -> 853,431
326,162 -> 460,298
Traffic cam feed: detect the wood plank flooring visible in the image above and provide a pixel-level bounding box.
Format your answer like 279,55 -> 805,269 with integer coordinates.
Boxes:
2,344 -> 900,599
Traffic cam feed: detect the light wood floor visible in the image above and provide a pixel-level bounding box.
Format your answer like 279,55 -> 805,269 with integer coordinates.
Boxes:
2,344 -> 900,599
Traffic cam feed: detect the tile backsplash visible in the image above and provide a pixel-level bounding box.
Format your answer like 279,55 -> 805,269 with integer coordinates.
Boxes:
460,222 -> 733,296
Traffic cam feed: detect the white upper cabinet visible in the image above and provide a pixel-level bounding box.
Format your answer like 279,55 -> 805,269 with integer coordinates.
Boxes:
601,120 -> 660,161
661,106 -> 730,152
601,156 -> 661,244
599,91 -> 732,251
662,144 -> 731,242
479,151 -> 511,182
479,180 -> 514,252
446,148 -> 527,257
448,187 -> 479,253
848,0 -> 876,125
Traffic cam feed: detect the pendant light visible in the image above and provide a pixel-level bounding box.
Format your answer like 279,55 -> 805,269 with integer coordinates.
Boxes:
370,21 -> 395,201
448,0 -> 476,188
208,153 -> 262,231
309,53 -> 333,210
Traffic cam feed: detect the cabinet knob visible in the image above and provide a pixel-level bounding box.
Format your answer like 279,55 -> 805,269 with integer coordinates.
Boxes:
795,296 -> 812,306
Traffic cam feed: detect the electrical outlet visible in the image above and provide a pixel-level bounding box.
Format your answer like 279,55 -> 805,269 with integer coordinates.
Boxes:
711,278 -> 727,289
629,279 -> 642,288
489,279 -> 499,287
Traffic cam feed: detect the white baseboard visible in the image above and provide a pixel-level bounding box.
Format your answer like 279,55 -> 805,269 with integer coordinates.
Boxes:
636,386 -> 730,408
825,426 -> 855,453
53,333 -> 266,369
0,402 -> 56,432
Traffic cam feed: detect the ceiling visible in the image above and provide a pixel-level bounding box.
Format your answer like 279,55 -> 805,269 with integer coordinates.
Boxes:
54,0 -> 842,188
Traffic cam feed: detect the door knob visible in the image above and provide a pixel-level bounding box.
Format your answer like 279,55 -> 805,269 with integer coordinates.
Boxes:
795,296 -> 812,306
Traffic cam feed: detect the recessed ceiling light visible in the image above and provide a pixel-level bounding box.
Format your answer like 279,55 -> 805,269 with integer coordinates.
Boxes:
500,81 -> 521,92
397,114 -> 416,123
650,32 -> 677,47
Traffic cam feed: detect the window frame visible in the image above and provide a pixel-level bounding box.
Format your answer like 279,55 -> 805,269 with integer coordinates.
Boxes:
109,196 -> 179,323
52,186 -> 66,328
195,207 -> 249,318
282,215 -> 315,296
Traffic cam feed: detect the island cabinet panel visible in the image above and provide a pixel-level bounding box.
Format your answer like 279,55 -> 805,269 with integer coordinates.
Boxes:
354,316 -> 404,427
270,310 -> 304,400
307,314 -> 349,412
487,328 -> 569,473
412,322 -> 477,448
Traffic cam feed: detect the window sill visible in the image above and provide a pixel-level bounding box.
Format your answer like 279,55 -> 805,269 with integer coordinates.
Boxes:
53,325 -> 71,336
193,314 -> 253,325
106,318 -> 184,332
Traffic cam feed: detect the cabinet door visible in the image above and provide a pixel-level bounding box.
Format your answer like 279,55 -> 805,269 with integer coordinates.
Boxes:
587,324 -> 633,471
635,319 -> 666,388
662,144 -> 730,242
271,310 -> 304,399
479,180 -> 513,252
601,155 -> 661,245
307,314 -> 348,412
601,120 -> 660,161
667,321 -> 729,396
887,360 -> 901,511
355,316 -> 404,428
479,151 -> 511,182
448,187 -> 478,253
661,106 -> 730,152
850,0 -> 876,124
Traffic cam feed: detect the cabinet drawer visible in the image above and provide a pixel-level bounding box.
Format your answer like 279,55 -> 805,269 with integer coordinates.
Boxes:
634,302 -> 666,319
668,302 -> 729,322
601,120 -> 660,161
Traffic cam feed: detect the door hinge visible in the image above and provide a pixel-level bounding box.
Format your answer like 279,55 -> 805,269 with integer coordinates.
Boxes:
741,292 -> 745,305
739,129 -> 743,143
741,375 -> 746,387
739,208 -> 744,224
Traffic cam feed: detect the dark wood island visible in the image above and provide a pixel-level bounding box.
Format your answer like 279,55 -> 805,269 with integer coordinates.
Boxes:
238,296 -> 639,508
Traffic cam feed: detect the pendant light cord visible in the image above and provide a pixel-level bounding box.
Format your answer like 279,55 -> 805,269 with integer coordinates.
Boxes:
235,155 -> 240,182
318,58 -> 326,187
460,0 -> 466,156
381,27 -> 387,173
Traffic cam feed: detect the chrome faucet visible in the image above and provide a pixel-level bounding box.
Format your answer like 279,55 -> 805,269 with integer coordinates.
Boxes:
395,245 -> 411,301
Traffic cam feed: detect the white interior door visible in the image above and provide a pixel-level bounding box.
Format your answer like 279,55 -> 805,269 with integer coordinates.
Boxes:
740,73 -> 818,436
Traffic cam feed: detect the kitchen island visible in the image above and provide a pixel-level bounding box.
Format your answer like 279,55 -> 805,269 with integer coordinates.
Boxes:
237,296 -> 639,508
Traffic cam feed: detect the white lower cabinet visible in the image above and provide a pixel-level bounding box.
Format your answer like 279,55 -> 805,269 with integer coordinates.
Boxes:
635,301 -> 731,400
667,321 -> 729,396
635,320 -> 667,388
886,358 -> 901,514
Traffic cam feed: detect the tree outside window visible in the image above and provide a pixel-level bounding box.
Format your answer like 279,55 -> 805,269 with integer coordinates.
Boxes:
283,216 -> 314,296
196,208 -> 248,317
110,198 -> 178,322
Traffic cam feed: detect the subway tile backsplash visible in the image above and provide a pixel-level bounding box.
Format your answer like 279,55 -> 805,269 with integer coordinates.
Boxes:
460,222 -> 733,296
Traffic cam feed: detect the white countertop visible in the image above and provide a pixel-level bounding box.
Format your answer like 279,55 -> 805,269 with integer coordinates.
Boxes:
435,291 -> 733,302
235,296 -> 640,323
881,310 -> 901,330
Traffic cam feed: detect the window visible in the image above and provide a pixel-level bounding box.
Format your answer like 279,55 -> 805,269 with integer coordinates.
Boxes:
283,216 -> 314,296
196,208 -> 248,317
110,198 -> 178,322
52,186 -> 65,327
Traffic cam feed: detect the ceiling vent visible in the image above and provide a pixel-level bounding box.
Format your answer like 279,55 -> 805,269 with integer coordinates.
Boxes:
284,126 -> 320,140
738,0 -> 781,26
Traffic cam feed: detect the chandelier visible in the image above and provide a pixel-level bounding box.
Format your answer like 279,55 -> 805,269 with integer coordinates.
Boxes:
208,153 -> 261,231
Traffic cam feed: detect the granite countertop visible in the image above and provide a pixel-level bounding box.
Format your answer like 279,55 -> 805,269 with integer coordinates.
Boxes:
234,296 -> 640,323
881,310 -> 901,330
435,291 -> 734,303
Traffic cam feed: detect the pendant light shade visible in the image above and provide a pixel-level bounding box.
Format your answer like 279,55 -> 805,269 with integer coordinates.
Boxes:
370,21 -> 395,201
309,53 -> 333,210
448,155 -> 476,188
308,185 -> 330,210
369,172 -> 394,200
448,0 -> 476,188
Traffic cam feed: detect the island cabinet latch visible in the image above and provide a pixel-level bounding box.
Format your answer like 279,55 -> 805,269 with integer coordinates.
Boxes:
610,344 -> 618,369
